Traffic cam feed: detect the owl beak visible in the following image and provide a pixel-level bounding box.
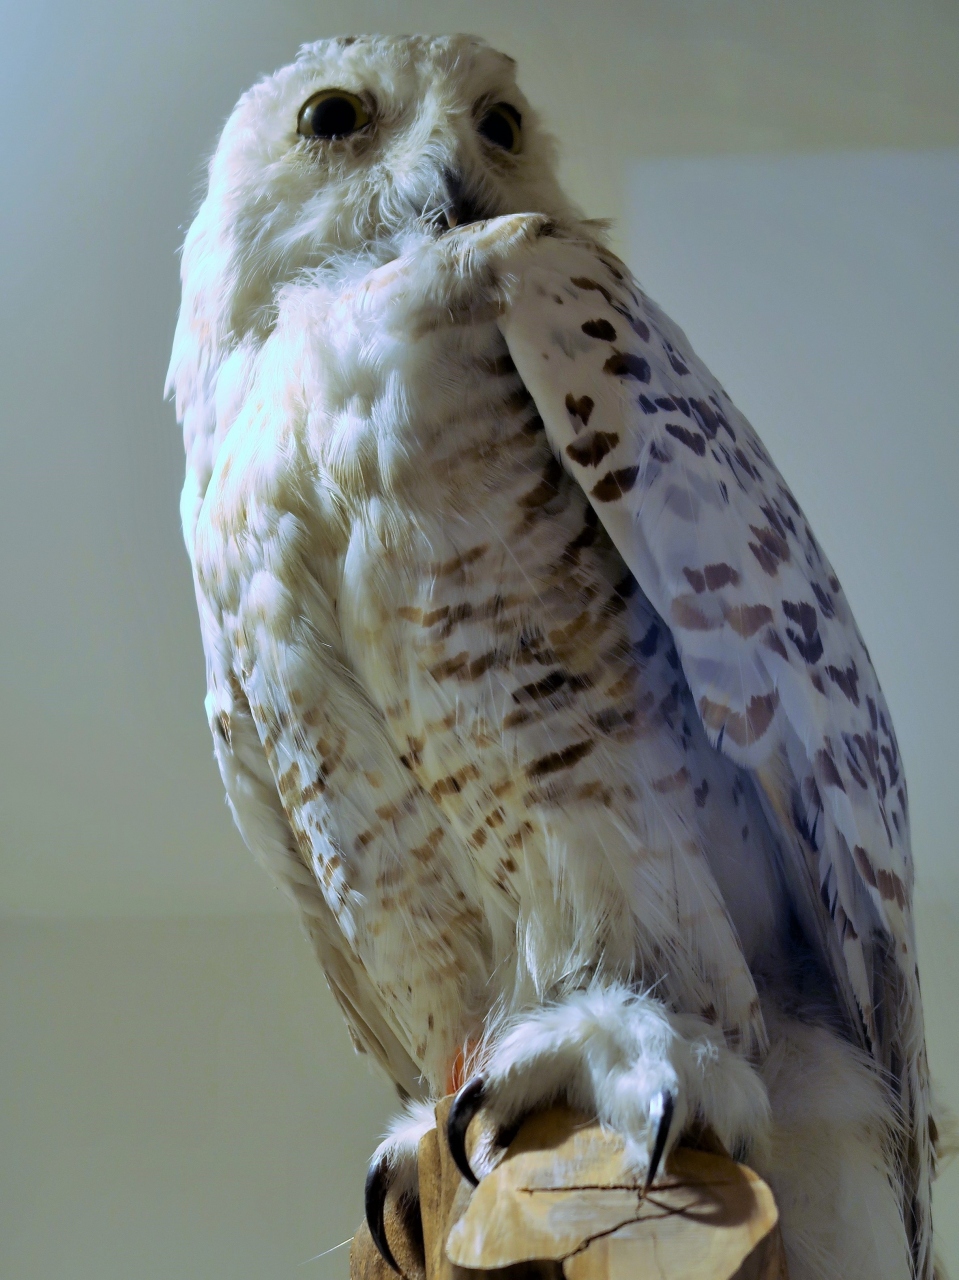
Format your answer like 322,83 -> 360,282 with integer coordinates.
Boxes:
438,168 -> 489,230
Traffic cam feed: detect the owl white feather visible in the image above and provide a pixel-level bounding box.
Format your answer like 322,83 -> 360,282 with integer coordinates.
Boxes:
167,35 -> 938,1280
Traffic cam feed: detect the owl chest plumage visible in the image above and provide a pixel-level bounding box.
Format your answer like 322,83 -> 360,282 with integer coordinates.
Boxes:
197,266 -> 781,1067
301,284 -> 783,1019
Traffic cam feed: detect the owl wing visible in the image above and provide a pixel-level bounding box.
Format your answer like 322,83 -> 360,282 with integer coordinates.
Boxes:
196,593 -> 428,1099
498,232 -> 930,1272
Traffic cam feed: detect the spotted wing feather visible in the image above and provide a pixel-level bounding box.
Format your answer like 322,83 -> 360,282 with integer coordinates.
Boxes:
498,232 -> 930,1275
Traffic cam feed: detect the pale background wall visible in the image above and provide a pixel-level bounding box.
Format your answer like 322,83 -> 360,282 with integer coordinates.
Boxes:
2,1 -> 958,1277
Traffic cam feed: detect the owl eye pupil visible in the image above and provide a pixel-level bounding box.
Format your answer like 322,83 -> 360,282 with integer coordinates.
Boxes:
309,96 -> 358,138
298,91 -> 371,140
478,103 -> 521,153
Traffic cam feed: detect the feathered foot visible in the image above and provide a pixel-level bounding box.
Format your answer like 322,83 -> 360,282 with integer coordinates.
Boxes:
446,984 -> 768,1187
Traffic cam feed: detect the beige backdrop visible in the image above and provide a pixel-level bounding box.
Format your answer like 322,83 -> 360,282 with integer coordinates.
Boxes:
2,0 -> 958,1277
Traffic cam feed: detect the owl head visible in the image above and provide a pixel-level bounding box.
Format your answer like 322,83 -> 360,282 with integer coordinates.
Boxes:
168,35 -> 582,419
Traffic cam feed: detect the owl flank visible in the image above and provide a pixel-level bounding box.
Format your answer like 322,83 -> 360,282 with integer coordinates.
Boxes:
168,35 -> 939,1280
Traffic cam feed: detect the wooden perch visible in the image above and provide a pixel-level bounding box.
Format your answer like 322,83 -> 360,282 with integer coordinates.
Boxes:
351,1099 -> 788,1280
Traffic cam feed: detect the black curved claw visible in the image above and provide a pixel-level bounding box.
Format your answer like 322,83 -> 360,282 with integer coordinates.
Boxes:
447,1076 -> 486,1187
644,1090 -> 675,1193
365,1154 -> 401,1274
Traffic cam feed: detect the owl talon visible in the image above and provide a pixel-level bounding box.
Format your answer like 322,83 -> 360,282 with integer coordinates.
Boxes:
365,1153 -> 401,1273
644,1089 -> 675,1193
447,1076 -> 486,1186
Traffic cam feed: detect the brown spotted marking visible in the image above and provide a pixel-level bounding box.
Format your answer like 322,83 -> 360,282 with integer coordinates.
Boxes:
811,581 -> 836,619
603,351 -> 651,383
547,608 -> 594,650
576,780 -> 613,804
566,431 -> 620,468
724,603 -> 774,638
429,763 -> 481,802
591,467 -> 639,502
562,517 -> 599,564
450,649 -> 509,682
783,600 -> 824,665
570,275 -> 614,304
582,318 -> 617,341
518,454 -> 564,509
513,670 -> 591,701
748,524 -> 790,577
606,668 -> 639,699
671,596 -> 722,631
564,392 -> 594,428
431,544 -> 489,577
409,827 -> 445,864
277,761 -> 301,800
662,340 -> 690,376
688,397 -> 736,442
596,254 -> 626,281
699,691 -> 780,747
665,422 -> 707,457
430,603 -> 475,639
374,790 -> 417,822
704,563 -> 741,590
422,605 -> 454,627
764,630 -> 789,660
853,845 -> 907,909
652,766 -> 691,794
827,662 -> 861,706
301,765 -> 328,801
592,706 -> 637,735
815,749 -> 846,791
526,739 -> 595,777
427,652 -> 469,681
504,822 -> 534,849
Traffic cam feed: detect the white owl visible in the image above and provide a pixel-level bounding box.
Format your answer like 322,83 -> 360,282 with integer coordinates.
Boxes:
167,35 -> 938,1280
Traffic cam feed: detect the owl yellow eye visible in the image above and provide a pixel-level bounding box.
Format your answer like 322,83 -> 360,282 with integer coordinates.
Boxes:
297,89 -> 371,140
477,102 -> 522,154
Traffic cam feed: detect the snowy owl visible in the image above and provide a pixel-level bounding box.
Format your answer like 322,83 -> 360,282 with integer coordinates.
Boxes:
167,34 -> 938,1280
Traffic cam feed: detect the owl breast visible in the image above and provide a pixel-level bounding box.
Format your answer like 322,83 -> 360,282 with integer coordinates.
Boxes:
314,309 -> 784,1008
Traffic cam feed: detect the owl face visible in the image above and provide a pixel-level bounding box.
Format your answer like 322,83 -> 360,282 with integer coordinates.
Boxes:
181,35 -> 578,351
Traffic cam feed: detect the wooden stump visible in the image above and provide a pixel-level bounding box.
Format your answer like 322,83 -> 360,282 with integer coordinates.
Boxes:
351,1101 -> 787,1280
